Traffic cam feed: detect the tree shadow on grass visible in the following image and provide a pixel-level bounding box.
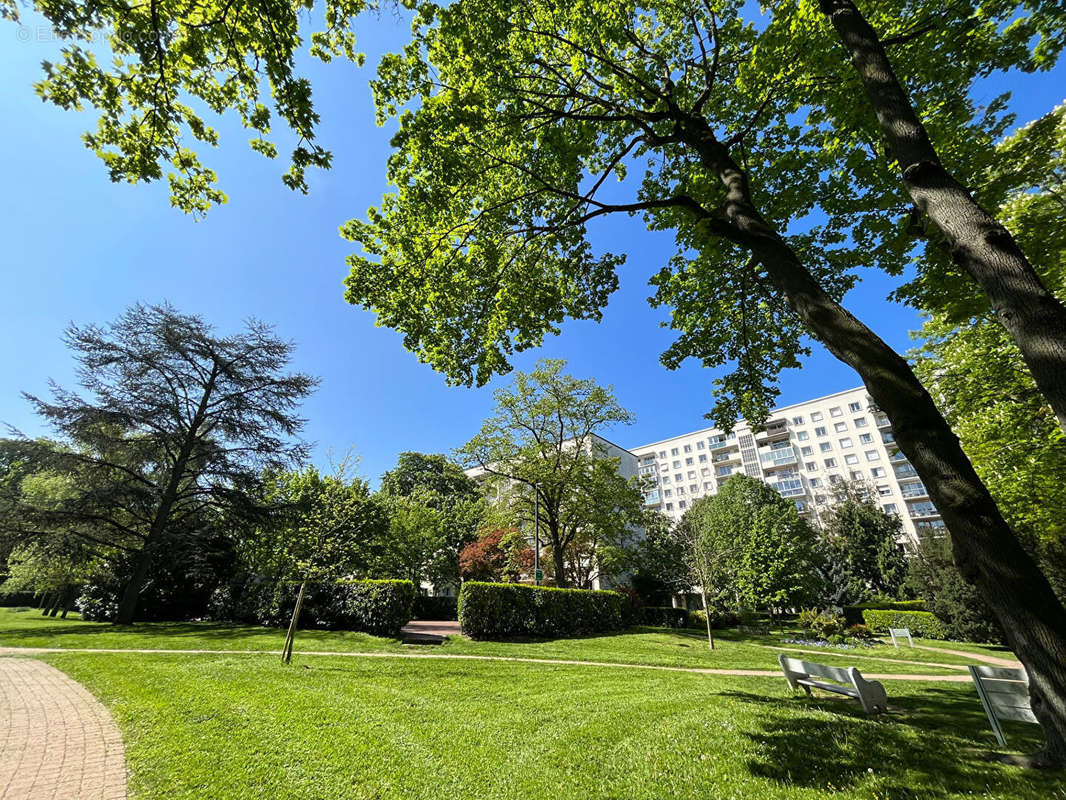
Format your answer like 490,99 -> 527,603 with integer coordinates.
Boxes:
715,689 -> 1057,798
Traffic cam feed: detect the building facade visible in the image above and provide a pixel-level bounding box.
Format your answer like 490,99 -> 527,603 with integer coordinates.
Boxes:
628,387 -> 943,544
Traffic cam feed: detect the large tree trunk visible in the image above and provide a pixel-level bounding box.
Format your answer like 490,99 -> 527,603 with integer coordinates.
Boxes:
819,0 -> 1066,437
679,117 -> 1066,766
115,545 -> 154,625
551,542 -> 568,588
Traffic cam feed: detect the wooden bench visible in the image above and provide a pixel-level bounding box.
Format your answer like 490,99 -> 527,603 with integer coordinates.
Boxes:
969,665 -> 1038,746
888,627 -> 913,648
779,654 -> 888,714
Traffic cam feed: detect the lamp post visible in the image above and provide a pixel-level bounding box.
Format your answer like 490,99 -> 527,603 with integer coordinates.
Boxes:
533,482 -> 541,586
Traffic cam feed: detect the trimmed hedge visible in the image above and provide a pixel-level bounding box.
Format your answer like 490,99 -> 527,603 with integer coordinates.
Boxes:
458,582 -> 627,639
209,578 -> 415,637
414,594 -> 459,621
863,609 -> 948,639
644,606 -> 689,628
843,600 -> 926,626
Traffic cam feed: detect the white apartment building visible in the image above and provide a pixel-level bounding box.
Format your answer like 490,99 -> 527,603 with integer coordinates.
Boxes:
628,386 -> 943,545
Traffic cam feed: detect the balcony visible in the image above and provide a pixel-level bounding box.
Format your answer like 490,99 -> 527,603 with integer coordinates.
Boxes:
888,449 -> 908,463
874,414 -> 892,429
759,446 -> 798,467
882,432 -> 896,444
755,419 -> 790,444
900,481 -> 928,499
894,464 -> 918,479
770,478 -> 806,498
908,503 -> 939,519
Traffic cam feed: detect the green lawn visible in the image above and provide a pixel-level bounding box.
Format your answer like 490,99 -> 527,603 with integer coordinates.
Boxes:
40,651 -> 1058,800
0,607 -> 1011,676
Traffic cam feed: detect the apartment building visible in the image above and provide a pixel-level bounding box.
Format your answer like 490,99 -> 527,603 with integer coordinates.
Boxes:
628,387 -> 943,544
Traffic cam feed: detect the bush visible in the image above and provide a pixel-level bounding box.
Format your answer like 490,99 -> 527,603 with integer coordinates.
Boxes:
413,594 -> 459,621
644,606 -> 690,628
616,587 -> 646,626
863,609 -> 949,639
846,624 -> 873,640
332,580 -> 416,636
798,608 -> 846,639
843,600 -> 925,626
458,582 -> 628,639
76,580 -> 120,622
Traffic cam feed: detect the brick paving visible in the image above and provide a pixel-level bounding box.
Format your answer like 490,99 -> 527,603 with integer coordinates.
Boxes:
0,658 -> 126,800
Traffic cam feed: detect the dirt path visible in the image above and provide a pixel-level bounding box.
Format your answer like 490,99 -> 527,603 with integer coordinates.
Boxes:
0,646 -> 971,682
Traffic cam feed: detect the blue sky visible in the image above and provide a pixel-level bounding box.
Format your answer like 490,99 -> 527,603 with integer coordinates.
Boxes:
1,12 -> 1063,487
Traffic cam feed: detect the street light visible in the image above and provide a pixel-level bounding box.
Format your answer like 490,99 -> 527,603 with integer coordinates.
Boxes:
532,482 -> 541,586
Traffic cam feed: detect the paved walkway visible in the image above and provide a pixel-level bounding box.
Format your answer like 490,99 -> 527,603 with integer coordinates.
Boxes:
400,620 -> 461,644
0,659 -> 126,800
0,646 -> 972,682
912,643 -> 1022,667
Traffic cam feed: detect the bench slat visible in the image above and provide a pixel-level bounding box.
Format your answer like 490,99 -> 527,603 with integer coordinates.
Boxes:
797,679 -> 858,697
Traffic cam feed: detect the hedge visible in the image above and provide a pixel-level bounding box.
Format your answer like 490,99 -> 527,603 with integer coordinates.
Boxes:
414,594 -> 459,621
843,600 -> 926,626
644,606 -> 689,628
209,578 -> 415,637
458,582 -> 628,639
862,609 -> 948,639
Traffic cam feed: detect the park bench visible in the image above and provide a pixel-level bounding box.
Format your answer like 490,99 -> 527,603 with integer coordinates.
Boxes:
969,665 -> 1038,746
888,627 -> 913,648
778,654 -> 889,714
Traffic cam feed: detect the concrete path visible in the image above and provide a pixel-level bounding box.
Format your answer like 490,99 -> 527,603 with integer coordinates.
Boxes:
400,620 -> 461,644
762,645 -> 969,671
912,643 -> 1022,668
0,646 -> 971,682
0,658 -> 126,800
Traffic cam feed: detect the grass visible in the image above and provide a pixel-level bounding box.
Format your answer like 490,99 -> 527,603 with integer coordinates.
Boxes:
40,651 -> 1059,800
0,607 -> 1010,676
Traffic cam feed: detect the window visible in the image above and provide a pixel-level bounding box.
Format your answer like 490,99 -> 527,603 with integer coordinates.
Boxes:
810,478 -> 821,488
811,411 -> 824,422
801,446 -> 813,456
815,493 -> 826,503
844,453 -> 859,465
854,417 -> 868,428
698,454 -> 707,463
839,437 -> 853,449
703,481 -> 713,490
834,421 -> 848,432
792,416 -> 804,425
696,441 -> 705,450
850,470 -> 863,481
824,458 -> 837,468
658,451 -> 666,459
859,433 -> 873,444
687,471 -> 696,479
883,503 -> 897,514
830,406 -> 843,417
684,444 -> 692,453
815,426 -> 827,437
662,475 -> 670,483
677,487 -> 685,495
690,484 -> 698,493
701,468 -> 710,476
829,474 -> 843,485
673,460 -> 681,469
685,457 -> 694,465
796,431 -> 809,441
663,489 -> 672,497
805,461 -> 817,471
678,501 -> 687,509
848,401 -> 861,412
819,442 -> 832,452
671,448 -> 679,456
666,503 -> 673,511
865,450 -> 881,462
717,466 -> 731,476
876,484 -> 891,496
871,467 -> 886,478
675,473 -> 683,482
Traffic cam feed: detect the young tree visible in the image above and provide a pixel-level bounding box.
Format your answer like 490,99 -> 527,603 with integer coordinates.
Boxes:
342,2 -> 1066,761
818,482 -> 908,607
458,528 -> 534,583
4,303 -> 316,625
457,359 -> 646,587
678,500 -> 740,650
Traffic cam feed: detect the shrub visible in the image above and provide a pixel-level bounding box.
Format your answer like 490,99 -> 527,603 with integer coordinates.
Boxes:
644,606 -> 690,628
846,624 -> 873,640
863,609 -> 949,639
616,587 -> 645,626
798,608 -> 846,639
332,580 -> 416,636
458,582 -> 628,639
843,600 -> 926,626
76,580 -> 120,622
413,594 -> 459,621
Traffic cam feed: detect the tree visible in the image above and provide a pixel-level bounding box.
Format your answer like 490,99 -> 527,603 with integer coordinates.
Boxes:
3,303 -> 316,625
912,105 -> 1066,600
458,528 -> 534,583
342,2 -> 1066,761
627,512 -> 689,606
816,0 -> 1066,437
678,500 -> 740,650
0,0 -> 394,214
457,359 -> 646,587
378,452 -> 485,589
818,482 -> 908,607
